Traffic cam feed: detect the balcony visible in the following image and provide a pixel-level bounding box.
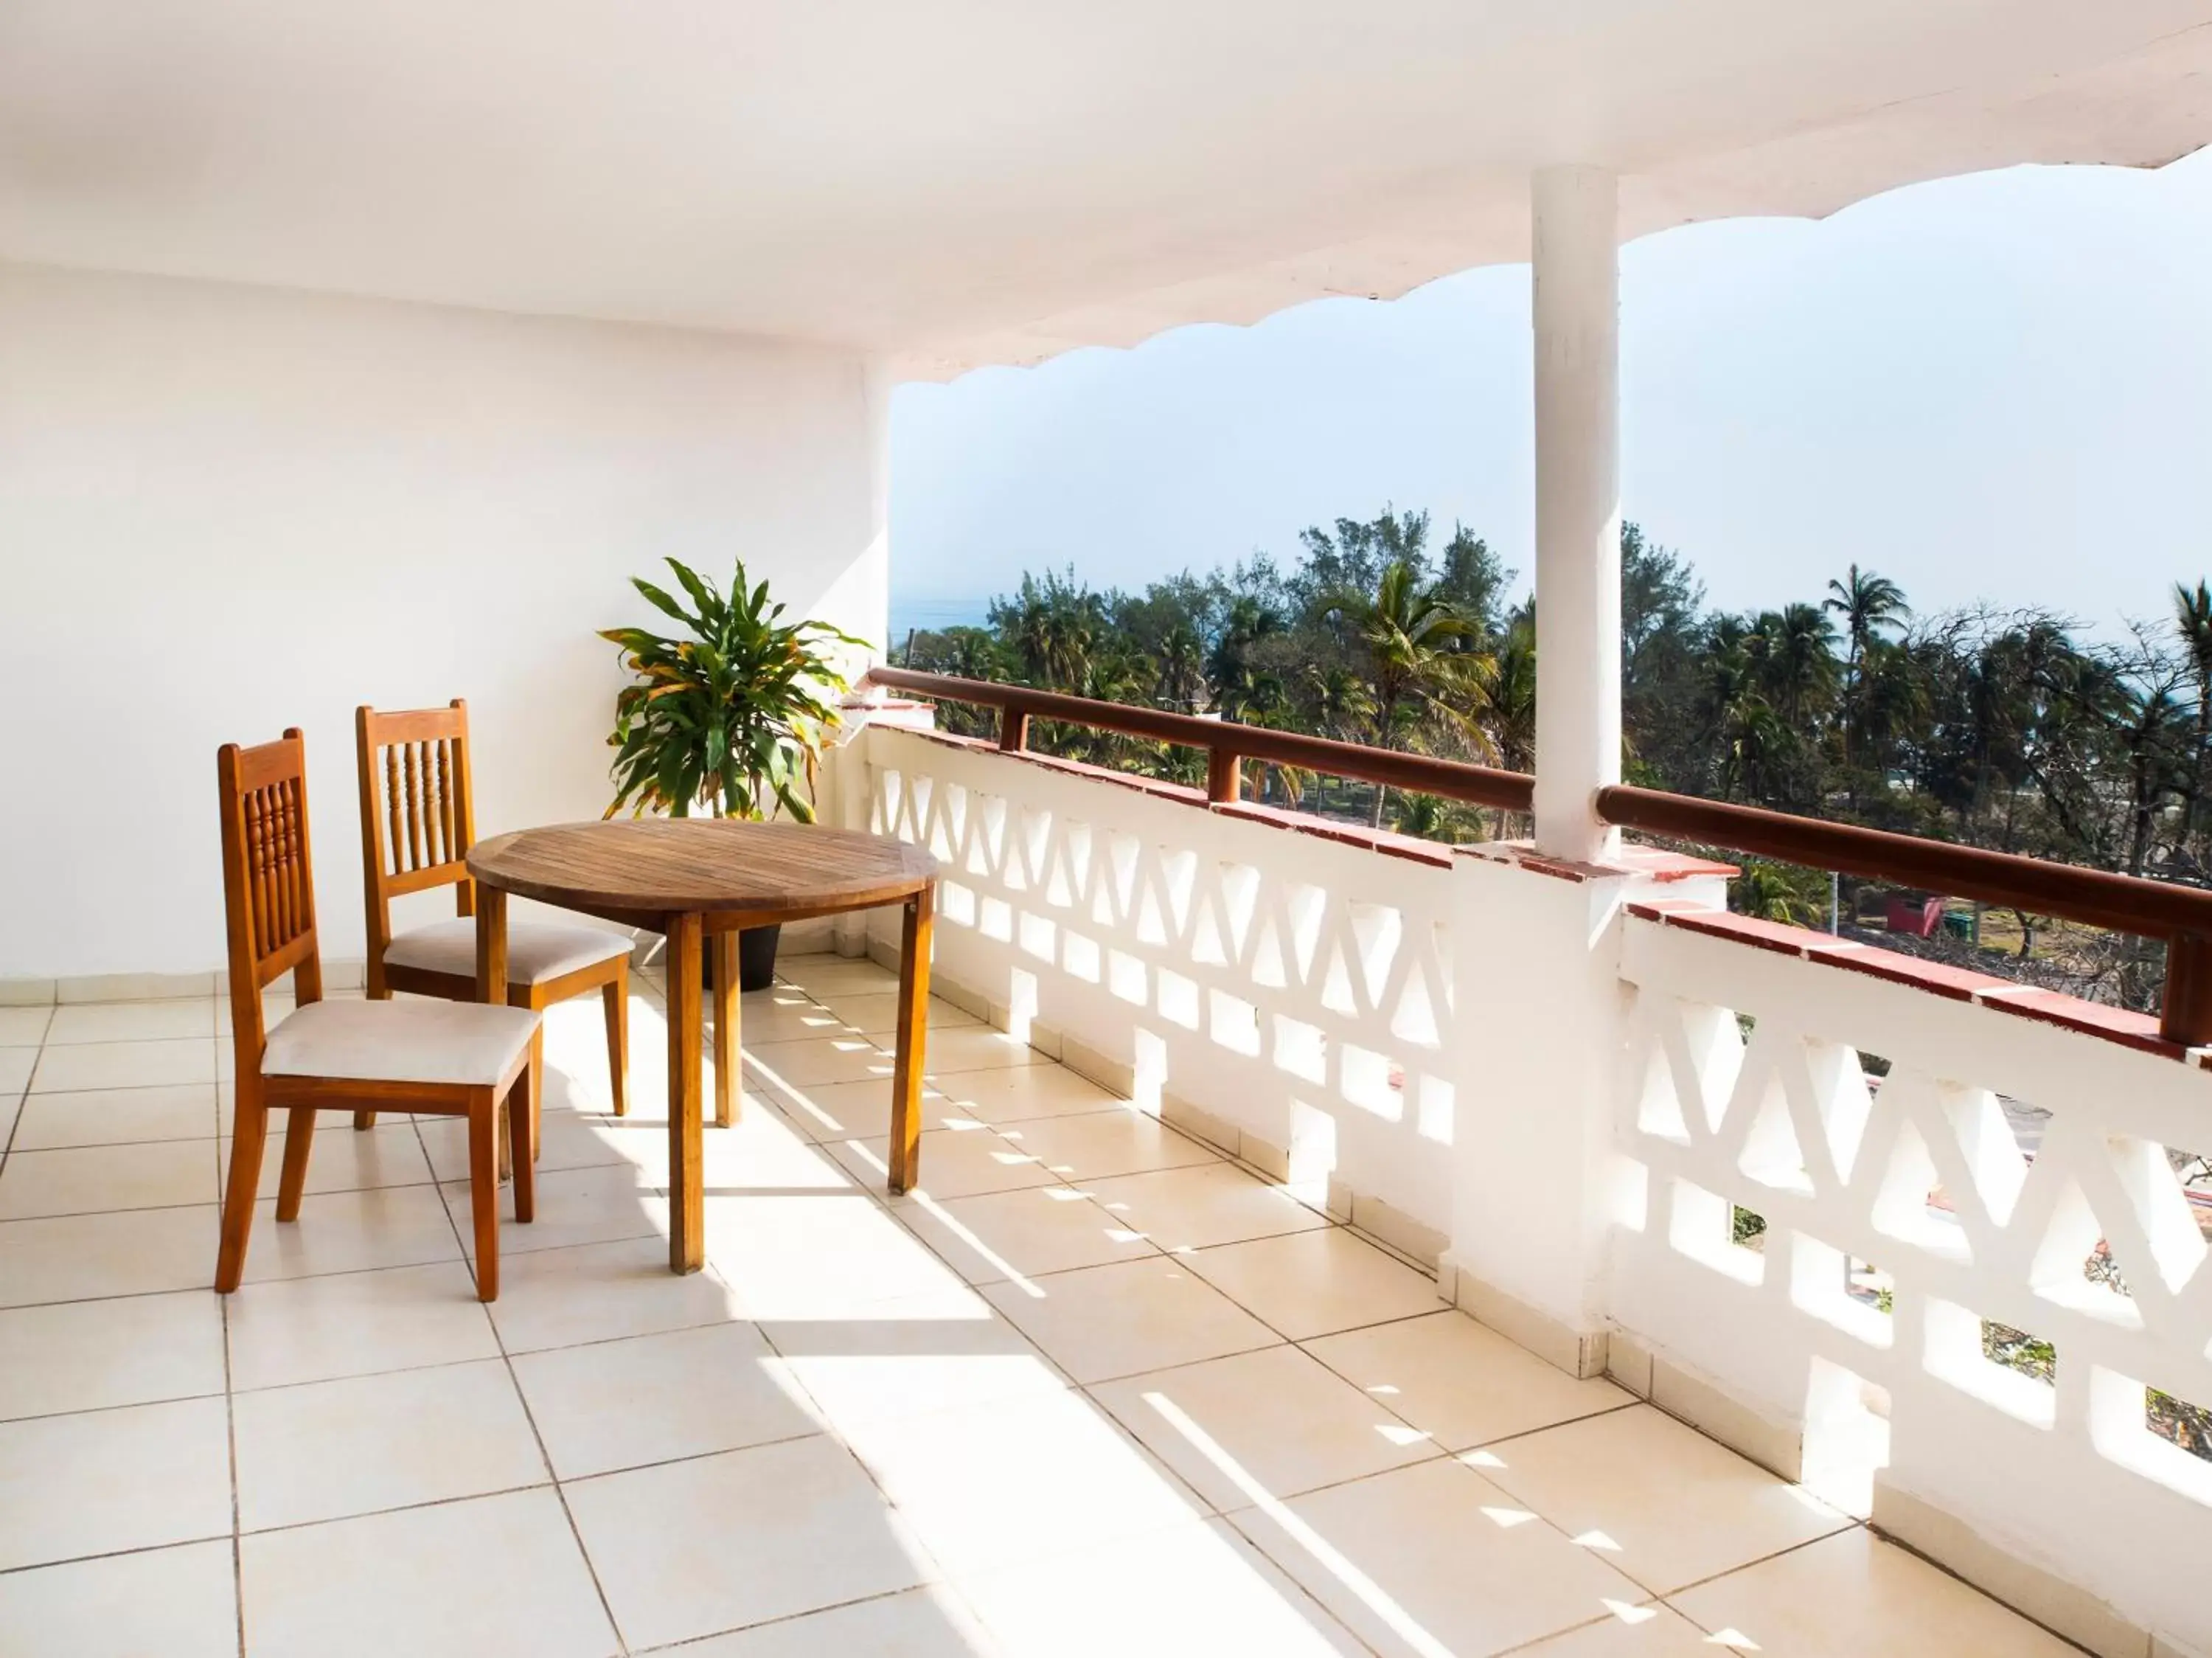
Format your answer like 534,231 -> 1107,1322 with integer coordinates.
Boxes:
4,934 -> 2123,1657
8,6 -> 2212,1654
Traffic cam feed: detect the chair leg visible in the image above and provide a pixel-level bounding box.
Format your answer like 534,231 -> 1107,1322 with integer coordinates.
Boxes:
274,1106 -> 318,1222
215,1097 -> 270,1293
508,1070 -> 535,1225
528,1025 -> 544,1162
355,985 -> 388,1131
469,1091 -> 501,1303
603,971 -> 628,1117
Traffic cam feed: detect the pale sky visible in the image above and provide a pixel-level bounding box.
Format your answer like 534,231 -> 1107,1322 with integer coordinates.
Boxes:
890,148 -> 2212,638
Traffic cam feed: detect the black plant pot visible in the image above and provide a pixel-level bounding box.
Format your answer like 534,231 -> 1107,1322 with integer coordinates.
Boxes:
702,925 -> 782,993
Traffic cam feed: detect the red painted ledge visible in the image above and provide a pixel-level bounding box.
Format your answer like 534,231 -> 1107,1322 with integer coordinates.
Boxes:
1627,901 -> 2190,1062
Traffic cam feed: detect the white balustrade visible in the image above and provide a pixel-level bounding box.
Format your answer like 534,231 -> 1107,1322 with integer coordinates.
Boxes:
853,725 -> 1458,1241
829,718 -> 2212,1650
1615,909 -> 2212,1644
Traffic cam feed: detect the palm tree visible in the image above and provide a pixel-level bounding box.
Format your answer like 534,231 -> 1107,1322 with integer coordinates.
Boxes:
1826,566 -> 1910,784
1758,603 -> 1842,732
1324,561 -> 1491,825
1206,595 -> 1284,703
1483,617 -> 1539,774
1153,622 -> 1206,712
2175,580 -> 2212,856
1825,565 -> 1911,673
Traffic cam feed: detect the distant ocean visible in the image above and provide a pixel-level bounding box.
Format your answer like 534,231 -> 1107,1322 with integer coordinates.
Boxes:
890,595 -> 990,645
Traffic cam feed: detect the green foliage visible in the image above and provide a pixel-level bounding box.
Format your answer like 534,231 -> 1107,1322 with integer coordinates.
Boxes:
1731,859 -> 1829,927
889,505 -> 2211,1012
601,558 -> 860,822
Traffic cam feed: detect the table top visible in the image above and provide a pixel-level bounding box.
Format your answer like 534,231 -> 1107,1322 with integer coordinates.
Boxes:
467,819 -> 938,919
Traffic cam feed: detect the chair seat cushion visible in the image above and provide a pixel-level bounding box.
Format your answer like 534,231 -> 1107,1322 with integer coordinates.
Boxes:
384,917 -> 630,986
263,998 -> 540,1087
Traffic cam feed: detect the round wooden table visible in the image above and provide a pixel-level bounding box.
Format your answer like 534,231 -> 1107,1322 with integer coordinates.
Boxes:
466,819 -> 940,1274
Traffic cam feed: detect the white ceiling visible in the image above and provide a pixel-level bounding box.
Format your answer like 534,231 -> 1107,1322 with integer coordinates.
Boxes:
3,1 -> 2208,378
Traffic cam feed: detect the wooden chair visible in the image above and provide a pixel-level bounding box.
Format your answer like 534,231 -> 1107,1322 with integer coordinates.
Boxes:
215,730 -> 540,1301
353,700 -> 631,1143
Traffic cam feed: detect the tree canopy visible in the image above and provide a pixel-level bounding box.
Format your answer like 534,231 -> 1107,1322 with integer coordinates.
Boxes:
895,508 -> 2208,1013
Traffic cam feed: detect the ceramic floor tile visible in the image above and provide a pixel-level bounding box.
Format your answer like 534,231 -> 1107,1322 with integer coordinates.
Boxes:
1473,1404 -> 1850,1595
236,1184 -> 463,1283
769,1075 -> 959,1142
958,1516 -> 1368,1658
0,1137 -> 218,1219
1229,1457 -> 1648,1658
1506,1603 -> 1717,1655
726,992 -> 864,1044
0,1050 -> 32,1097
775,959 -> 901,997
1303,1310 -> 1633,1451
512,1321 -> 818,1480
922,1026 -> 1049,1077
234,1356 -> 547,1531
0,1005 -> 53,1046
10,1083 -> 222,1149
221,1121 -> 434,1202
981,1258 -> 1280,1384
486,1234 -> 745,1354
238,1486 -> 618,1658
1091,1344 -> 1444,1511
992,1106 -> 1220,1182
1185,1227 -> 1446,1340
442,1162 -> 665,1258
829,1122 -> 1057,1200
30,1038 -> 216,1093
44,999 -> 218,1044
704,1190 -> 977,1319
417,1107 -> 633,1182
0,1538 -> 239,1658
746,1034 -> 895,1089
1668,1527 -> 2081,1656
894,1182 -> 1161,1286
0,1291 -> 227,1421
761,1294 -> 1071,1432
665,1584 -> 999,1658
838,1386 -> 1208,1577
1087,1161 -> 1332,1251
926,1062 -> 1133,1125
0,1395 -> 233,1571
565,1435 -> 931,1651
226,1259 -> 498,1391
818,991 -> 983,1038
0,1204 -> 218,1307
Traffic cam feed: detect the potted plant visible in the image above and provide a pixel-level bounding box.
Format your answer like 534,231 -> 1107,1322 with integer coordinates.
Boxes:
601,556 -> 861,989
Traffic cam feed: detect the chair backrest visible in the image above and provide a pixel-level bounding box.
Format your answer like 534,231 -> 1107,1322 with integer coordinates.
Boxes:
355,700 -> 478,983
216,729 -> 324,1062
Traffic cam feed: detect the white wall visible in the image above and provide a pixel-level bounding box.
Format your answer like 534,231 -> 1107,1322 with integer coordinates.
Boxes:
0,263 -> 886,980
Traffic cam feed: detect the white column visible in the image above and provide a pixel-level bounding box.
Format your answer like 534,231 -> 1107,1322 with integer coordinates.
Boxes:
1530,166 -> 1622,863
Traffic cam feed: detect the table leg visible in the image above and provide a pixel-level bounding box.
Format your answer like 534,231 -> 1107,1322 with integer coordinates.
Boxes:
888,885 -> 933,1194
712,929 -> 740,1128
476,887 -> 511,1182
664,912 -> 706,1273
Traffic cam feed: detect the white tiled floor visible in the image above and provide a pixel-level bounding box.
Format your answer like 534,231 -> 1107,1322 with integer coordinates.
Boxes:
0,957 -> 2087,1656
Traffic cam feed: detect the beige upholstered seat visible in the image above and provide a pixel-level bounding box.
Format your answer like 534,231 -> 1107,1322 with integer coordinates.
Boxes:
383,917 -> 630,985
264,997 -> 540,1087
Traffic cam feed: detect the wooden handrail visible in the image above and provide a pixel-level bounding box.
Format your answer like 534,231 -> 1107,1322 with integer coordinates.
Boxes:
1596,785 -> 2212,1045
863,667 -> 1537,814
860,667 -> 2212,1044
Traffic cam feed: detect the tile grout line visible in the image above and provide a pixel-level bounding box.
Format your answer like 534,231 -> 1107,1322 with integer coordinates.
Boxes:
413,1108 -> 636,1658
